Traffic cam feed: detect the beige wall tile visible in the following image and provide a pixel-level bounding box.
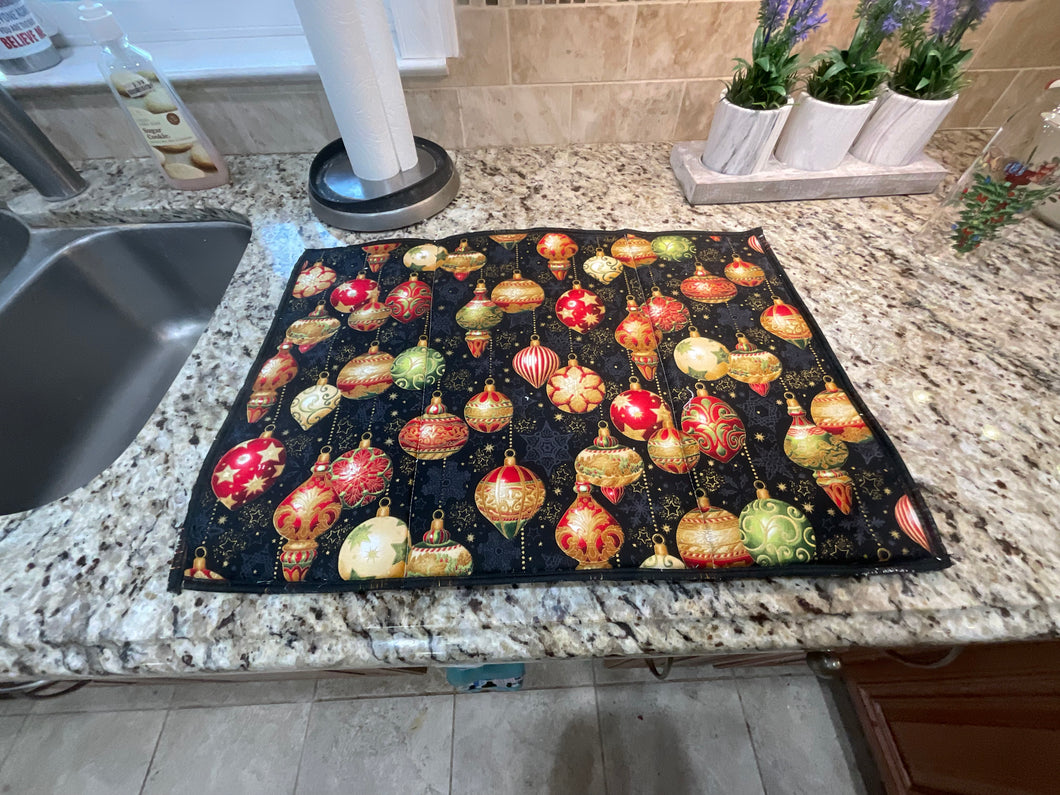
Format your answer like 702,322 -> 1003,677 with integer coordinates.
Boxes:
404,89 -> 464,150
459,84 -> 572,145
982,67 -> 1059,127
570,81 -> 684,143
510,6 -> 636,84
941,69 -> 1019,128
673,78 -> 728,140
628,2 -> 759,80
404,7 -> 510,89
21,90 -> 139,161
970,0 -> 1060,69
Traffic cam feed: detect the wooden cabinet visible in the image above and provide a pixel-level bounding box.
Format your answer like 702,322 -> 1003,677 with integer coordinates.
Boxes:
838,641 -> 1060,795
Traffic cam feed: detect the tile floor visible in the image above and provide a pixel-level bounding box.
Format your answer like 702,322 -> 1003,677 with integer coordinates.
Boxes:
0,660 -> 873,795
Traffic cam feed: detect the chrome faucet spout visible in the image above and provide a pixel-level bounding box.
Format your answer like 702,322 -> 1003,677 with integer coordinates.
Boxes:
0,85 -> 88,201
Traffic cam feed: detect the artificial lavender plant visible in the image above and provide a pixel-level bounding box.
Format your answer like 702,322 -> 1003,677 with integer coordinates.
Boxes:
727,0 -> 830,111
891,0 -> 997,100
807,0 -> 930,105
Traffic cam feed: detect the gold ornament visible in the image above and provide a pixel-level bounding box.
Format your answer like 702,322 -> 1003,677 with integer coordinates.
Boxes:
810,377 -> 872,443
676,490 -> 753,568
285,303 -> 340,353
464,379 -> 515,433
640,534 -> 686,570
611,234 -> 656,268
673,326 -> 729,381
724,254 -> 764,286
441,239 -> 487,281
647,415 -> 701,474
760,297 -> 812,348
581,248 -> 623,284
273,449 -> 343,582
556,481 -> 624,569
546,354 -> 606,414
491,270 -> 545,313
474,449 -> 546,539
184,546 -> 226,581
574,422 -> 644,504
337,342 -> 394,399
337,498 -> 409,580
407,510 -> 473,577
398,392 -> 469,460
289,373 -> 342,430
727,333 -> 782,396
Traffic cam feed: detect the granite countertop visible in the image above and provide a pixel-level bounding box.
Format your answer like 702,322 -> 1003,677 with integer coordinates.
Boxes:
2,133 -> 1058,679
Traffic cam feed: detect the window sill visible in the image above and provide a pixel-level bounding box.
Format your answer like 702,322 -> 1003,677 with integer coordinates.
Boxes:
0,35 -> 447,93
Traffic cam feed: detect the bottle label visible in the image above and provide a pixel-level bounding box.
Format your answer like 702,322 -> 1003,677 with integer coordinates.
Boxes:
128,105 -> 199,149
0,0 -> 52,58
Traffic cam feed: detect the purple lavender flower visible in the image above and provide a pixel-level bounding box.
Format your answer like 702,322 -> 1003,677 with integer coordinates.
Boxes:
881,0 -> 930,34
788,0 -> 828,43
932,0 -> 997,39
759,0 -> 792,40
931,0 -> 959,36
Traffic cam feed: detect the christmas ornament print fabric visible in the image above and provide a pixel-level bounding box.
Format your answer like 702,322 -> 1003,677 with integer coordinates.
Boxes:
172,228 -> 949,593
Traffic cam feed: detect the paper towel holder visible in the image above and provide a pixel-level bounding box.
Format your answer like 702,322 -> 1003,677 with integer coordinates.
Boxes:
307,136 -> 459,232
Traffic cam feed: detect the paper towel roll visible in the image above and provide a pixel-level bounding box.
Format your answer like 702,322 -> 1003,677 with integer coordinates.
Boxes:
294,0 -> 416,182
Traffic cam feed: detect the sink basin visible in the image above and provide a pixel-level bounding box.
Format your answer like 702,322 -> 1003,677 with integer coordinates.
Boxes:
0,211 -> 252,515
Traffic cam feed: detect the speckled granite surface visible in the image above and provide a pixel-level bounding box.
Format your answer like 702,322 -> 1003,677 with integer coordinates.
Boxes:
1,133 -> 1058,679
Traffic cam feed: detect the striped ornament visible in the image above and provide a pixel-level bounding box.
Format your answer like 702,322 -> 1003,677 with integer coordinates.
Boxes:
895,495 -> 932,552
513,336 -> 561,389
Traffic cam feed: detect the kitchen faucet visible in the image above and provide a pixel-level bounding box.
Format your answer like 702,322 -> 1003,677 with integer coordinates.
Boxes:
0,84 -> 87,200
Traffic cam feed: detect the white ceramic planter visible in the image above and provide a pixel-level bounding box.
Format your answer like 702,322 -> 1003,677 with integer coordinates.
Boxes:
700,97 -> 793,175
773,93 -> 878,171
850,87 -> 958,167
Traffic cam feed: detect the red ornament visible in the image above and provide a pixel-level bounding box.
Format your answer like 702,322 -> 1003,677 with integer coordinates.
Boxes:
555,281 -> 606,333
611,234 -> 656,268
680,383 -> 745,463
292,260 -> 336,298
609,378 -> 672,441
615,296 -> 661,380
464,379 -> 514,433
761,298 -> 812,348
724,255 -> 764,286
895,495 -> 932,552
247,342 -> 298,423
555,481 -> 624,569
398,392 -> 470,460
347,299 -> 390,332
362,243 -> 399,273
536,232 -> 579,280
329,433 -> 393,509
747,234 -> 765,254
384,274 -> 432,323
211,428 -> 286,509
513,335 -> 561,389
727,333 -> 782,396
329,272 -> 378,313
273,450 -> 343,582
474,449 -> 546,539
642,287 -> 689,333
547,354 -> 606,414
681,264 -> 737,304
647,415 -> 701,473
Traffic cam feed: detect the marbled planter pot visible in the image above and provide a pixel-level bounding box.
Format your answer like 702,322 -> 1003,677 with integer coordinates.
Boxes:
774,93 -> 878,171
850,87 -> 958,167
700,97 -> 793,176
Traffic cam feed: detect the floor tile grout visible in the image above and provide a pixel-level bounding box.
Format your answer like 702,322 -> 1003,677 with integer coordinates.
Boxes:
734,679 -> 770,795
591,660 -> 611,795
0,713 -> 27,776
290,700 -> 317,795
137,708 -> 169,795
447,694 -> 456,795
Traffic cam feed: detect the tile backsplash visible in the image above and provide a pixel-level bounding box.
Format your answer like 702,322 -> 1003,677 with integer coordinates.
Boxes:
13,0 -> 1059,159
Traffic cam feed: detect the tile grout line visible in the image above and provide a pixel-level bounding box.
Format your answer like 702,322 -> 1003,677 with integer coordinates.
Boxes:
290,700 -> 317,795
734,681 -> 770,795
448,693 -> 457,795
137,709 -> 170,795
0,712 -> 28,776
591,662 -> 610,795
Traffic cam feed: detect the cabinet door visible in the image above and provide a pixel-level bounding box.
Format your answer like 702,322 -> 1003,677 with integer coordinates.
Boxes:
839,641 -> 1060,795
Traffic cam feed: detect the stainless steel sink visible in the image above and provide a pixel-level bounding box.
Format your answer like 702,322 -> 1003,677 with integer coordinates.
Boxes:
0,211 -> 252,515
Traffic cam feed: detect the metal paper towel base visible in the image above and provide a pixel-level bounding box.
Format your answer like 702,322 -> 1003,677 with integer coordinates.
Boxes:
307,137 -> 459,232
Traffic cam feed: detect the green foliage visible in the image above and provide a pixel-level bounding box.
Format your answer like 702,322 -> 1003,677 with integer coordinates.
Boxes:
805,48 -> 891,105
891,34 -> 973,99
950,172 -> 1058,253
726,25 -> 803,111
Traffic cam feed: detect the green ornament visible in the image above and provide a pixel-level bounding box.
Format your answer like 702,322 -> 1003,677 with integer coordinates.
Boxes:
403,243 -> 448,272
337,501 -> 410,580
738,482 -> 815,566
456,280 -> 503,330
651,235 -> 696,262
390,337 -> 446,390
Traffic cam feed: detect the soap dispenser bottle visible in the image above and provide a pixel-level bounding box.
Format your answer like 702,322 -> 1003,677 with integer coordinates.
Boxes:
78,1 -> 229,190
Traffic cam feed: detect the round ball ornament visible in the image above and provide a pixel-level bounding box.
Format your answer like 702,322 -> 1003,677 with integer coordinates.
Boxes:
727,333 -> 782,396
738,481 -> 816,566
640,534 -> 686,570
384,274 -> 432,323
464,379 -> 514,433
647,415 -> 701,474
398,392 -> 469,460
676,491 -> 753,568
491,271 -> 544,313
574,422 -> 644,504
329,272 -> 378,313
337,499 -> 409,580
330,433 -> 394,509
724,255 -> 764,286
555,281 -> 606,333
582,248 -> 623,285
337,342 -> 394,399
650,235 -> 696,263
474,449 -> 546,539
681,264 -> 737,304
292,260 -> 337,298
441,239 -> 486,281
556,481 -> 624,569
547,354 -> 606,414
184,547 -> 226,581
403,243 -> 447,273
642,287 -> 689,333
390,336 -> 446,391
894,494 -> 932,552
615,296 -> 662,381
761,298 -> 812,348
674,327 -> 729,381
610,378 -> 672,441
489,233 -> 527,250
611,234 -> 656,268
407,510 -> 473,577
285,303 -> 341,353
536,232 -> 579,280
211,427 -> 286,510
290,373 -> 342,430
680,383 -> 745,463
247,342 -> 298,423
347,299 -> 390,332
362,242 -> 399,274
513,335 -> 561,389
272,450 -> 343,582
810,377 -> 872,443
